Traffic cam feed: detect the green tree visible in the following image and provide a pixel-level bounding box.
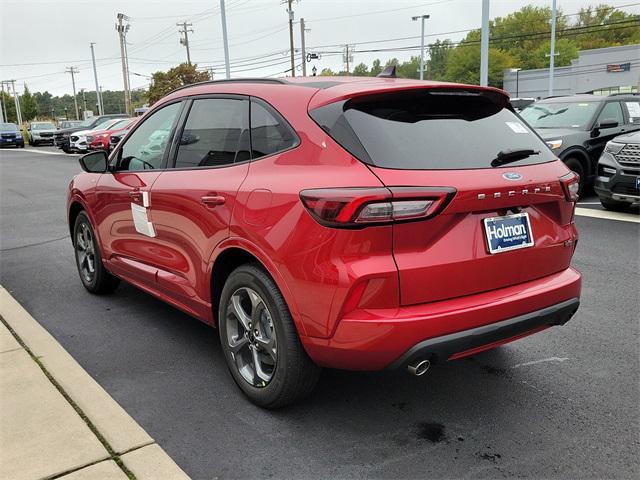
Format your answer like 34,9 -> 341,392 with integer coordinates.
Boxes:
147,63 -> 210,105
352,62 -> 369,76
396,56 -> 421,79
445,44 -> 516,87
1,91 -> 17,123
20,84 -> 38,121
573,5 -> 640,49
319,68 -> 335,76
426,39 -> 453,81
370,59 -> 383,76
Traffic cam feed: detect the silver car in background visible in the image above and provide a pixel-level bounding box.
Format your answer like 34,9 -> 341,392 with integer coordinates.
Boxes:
28,121 -> 57,146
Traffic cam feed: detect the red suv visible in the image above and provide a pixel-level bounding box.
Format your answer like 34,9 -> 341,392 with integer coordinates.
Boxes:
88,118 -> 138,152
67,77 -> 581,408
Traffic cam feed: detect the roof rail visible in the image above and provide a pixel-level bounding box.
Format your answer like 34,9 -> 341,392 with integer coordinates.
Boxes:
168,78 -> 288,95
607,92 -> 639,96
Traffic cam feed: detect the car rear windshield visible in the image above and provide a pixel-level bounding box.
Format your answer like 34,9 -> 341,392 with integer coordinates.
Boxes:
309,89 -> 555,170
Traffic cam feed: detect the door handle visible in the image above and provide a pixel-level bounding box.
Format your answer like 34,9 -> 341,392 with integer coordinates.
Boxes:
201,195 -> 226,207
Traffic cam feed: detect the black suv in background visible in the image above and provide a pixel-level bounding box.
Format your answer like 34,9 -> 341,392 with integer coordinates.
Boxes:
520,94 -> 640,192
595,131 -> 640,211
54,114 -> 128,153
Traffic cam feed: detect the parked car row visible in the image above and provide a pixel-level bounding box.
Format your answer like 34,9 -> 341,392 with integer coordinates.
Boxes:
53,114 -> 130,153
519,93 -> 639,210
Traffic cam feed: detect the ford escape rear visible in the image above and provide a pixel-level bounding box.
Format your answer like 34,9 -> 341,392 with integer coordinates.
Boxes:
68,77 -> 581,408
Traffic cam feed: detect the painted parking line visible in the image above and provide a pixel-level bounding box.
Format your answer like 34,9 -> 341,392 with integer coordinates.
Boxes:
7,148 -> 77,156
575,207 -> 640,224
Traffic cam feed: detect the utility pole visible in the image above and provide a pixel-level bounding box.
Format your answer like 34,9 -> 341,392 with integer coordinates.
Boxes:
80,88 -> 88,113
11,81 -> 22,125
412,15 -> 430,80
220,0 -> 231,79
547,0 -> 558,96
300,18 -> 308,76
343,44 -> 354,74
480,0 -> 490,86
90,43 -> 104,115
0,82 -> 6,123
286,0 -> 296,76
116,13 -> 131,115
65,67 -> 80,120
177,21 -> 194,65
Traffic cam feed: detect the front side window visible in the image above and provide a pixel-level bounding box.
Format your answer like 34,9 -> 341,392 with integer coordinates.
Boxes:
174,98 -> 249,169
597,102 -> 624,126
117,102 -> 181,171
250,101 -> 297,159
520,101 -> 599,129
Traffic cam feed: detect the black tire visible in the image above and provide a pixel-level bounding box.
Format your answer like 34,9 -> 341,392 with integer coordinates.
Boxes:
563,157 -> 586,195
599,197 -> 629,212
18,143 -> 24,148
73,212 -> 120,294
218,263 -> 320,408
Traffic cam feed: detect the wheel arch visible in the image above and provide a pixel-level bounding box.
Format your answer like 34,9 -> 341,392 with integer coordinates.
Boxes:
559,147 -> 592,176
208,240 -> 307,337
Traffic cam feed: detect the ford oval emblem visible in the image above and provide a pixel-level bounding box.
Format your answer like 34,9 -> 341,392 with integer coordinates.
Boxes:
502,172 -> 523,181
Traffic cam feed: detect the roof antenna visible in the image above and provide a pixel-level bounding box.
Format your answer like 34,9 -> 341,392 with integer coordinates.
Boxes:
377,65 -> 397,78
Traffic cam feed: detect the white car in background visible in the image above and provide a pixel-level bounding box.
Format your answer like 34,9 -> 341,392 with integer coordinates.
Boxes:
69,118 -> 128,152
28,121 -> 57,146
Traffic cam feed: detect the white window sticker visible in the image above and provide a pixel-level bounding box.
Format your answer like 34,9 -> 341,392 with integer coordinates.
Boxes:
131,203 -> 156,237
625,101 -> 640,119
506,121 -> 529,134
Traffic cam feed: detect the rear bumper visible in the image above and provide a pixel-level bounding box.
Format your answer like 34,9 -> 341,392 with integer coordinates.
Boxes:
388,297 -> 579,369
302,267 -> 581,370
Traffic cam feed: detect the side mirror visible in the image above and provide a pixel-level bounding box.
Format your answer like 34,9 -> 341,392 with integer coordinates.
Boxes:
597,118 -> 619,129
79,150 -> 109,173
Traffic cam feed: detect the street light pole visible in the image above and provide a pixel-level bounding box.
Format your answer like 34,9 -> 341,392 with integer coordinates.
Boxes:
300,18 -> 307,76
480,0 -> 490,86
286,0 -> 296,76
547,0 -> 557,96
412,15 -> 430,80
219,0 -> 231,79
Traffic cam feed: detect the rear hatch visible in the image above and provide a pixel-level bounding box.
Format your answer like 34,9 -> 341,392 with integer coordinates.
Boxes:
310,87 -> 578,306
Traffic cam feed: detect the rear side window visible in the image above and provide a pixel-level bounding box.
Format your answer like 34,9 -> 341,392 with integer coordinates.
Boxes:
250,100 -> 297,159
174,98 -> 249,169
310,89 -> 556,170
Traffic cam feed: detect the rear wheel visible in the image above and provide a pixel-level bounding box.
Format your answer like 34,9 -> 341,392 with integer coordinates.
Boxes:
563,157 -> 586,195
73,212 -> 120,294
218,264 -> 320,408
599,197 -> 629,212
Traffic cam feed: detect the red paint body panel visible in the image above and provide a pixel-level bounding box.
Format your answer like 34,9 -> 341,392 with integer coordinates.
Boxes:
67,77 -> 582,371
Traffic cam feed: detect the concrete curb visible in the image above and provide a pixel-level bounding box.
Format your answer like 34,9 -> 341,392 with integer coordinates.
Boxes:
0,286 -> 190,479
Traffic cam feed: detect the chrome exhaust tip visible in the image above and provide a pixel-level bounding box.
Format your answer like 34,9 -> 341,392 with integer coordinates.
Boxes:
407,359 -> 430,376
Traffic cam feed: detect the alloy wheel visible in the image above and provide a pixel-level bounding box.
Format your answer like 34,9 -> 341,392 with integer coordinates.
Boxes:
225,287 -> 277,387
75,222 -> 96,283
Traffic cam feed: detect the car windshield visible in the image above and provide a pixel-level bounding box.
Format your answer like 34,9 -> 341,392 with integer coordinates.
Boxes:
78,117 -> 99,127
0,123 -> 18,132
110,119 -> 131,130
520,101 -> 599,129
33,122 -> 56,130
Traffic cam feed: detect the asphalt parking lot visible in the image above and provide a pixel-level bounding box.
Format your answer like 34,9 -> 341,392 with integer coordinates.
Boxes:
1,146 -> 638,479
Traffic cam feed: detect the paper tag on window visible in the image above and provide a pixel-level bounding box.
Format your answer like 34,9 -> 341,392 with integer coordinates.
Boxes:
625,101 -> 640,119
506,122 -> 529,134
131,203 -> 156,237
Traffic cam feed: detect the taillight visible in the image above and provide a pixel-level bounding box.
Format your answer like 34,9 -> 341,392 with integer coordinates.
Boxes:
299,187 -> 455,228
560,172 -> 580,202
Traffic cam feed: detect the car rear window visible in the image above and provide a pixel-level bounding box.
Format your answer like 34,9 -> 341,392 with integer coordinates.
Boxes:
310,89 -> 556,170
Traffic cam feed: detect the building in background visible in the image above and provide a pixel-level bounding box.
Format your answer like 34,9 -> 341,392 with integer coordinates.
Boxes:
503,44 -> 639,99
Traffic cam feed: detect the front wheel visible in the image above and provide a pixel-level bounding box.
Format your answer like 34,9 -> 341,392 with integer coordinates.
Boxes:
73,212 -> 120,294
218,264 -> 320,408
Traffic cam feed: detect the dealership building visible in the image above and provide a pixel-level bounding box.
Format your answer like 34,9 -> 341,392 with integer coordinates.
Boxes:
503,44 -> 639,99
